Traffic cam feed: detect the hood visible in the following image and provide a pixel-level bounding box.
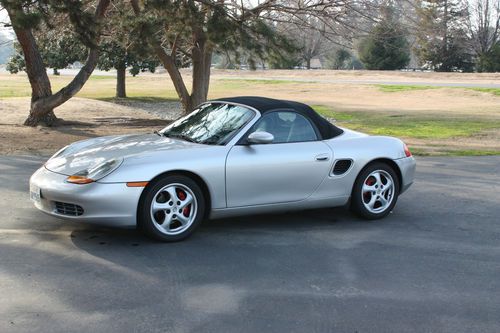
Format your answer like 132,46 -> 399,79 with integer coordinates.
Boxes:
45,134 -> 203,176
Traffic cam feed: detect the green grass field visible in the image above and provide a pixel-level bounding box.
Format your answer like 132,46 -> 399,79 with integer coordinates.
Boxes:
313,105 -> 500,156
376,84 -> 439,92
469,87 -> 500,96
376,84 -> 500,96
313,105 -> 500,139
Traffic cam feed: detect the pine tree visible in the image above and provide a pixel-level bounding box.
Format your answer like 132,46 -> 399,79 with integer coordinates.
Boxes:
414,0 -> 473,71
358,9 -> 411,70
476,41 -> 500,71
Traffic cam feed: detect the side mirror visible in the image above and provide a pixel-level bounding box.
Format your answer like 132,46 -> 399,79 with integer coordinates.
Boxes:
247,131 -> 274,144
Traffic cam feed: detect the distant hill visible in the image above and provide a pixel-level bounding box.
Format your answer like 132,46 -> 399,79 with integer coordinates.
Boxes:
0,30 -> 14,64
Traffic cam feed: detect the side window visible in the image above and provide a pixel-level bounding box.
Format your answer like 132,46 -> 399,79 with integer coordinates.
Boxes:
252,111 -> 318,143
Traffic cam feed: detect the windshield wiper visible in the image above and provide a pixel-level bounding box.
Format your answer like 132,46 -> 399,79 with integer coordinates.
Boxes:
163,133 -> 197,143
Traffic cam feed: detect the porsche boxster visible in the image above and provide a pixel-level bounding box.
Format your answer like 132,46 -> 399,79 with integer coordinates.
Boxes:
30,96 -> 416,241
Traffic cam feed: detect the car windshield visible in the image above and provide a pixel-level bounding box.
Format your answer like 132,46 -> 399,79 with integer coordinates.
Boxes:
160,103 -> 255,145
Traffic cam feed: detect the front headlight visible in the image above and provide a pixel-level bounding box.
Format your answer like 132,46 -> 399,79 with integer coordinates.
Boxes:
66,158 -> 123,184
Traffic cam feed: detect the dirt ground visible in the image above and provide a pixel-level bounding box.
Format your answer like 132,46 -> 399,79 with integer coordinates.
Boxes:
0,98 -> 179,155
212,68 -> 500,84
217,82 -> 500,116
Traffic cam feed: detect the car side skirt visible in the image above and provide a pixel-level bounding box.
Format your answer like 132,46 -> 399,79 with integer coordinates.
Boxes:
209,196 -> 350,219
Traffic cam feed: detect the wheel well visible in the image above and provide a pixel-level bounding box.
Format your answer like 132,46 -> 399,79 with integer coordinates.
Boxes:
351,158 -> 403,194
358,158 -> 403,193
145,170 -> 212,219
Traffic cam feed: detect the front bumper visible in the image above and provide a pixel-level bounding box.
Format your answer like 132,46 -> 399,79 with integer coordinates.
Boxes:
394,156 -> 416,194
29,166 -> 144,227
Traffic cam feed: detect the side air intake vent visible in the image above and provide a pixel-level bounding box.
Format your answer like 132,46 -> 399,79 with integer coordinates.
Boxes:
332,159 -> 352,175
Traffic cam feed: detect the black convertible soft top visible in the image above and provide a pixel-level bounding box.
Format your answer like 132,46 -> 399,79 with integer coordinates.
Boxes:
215,96 -> 344,140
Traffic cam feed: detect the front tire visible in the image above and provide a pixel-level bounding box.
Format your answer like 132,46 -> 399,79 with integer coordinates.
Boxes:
138,175 -> 205,242
351,162 -> 400,220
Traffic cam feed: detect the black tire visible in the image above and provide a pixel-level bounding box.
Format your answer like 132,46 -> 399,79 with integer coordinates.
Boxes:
351,162 -> 400,220
138,174 -> 206,242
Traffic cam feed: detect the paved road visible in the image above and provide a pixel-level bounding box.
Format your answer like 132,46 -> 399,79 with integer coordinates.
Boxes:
1,155 -> 499,333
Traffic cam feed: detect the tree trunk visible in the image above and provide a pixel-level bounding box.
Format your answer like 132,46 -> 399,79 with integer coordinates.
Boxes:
24,104 -> 58,126
189,33 -> 212,112
4,0 -> 111,127
116,66 -> 127,98
8,19 -> 58,126
306,57 -> 311,69
152,42 -> 191,111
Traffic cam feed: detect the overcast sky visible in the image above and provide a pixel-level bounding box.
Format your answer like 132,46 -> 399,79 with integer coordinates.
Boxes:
0,8 -> 13,37
0,9 -> 9,25
0,8 -> 8,22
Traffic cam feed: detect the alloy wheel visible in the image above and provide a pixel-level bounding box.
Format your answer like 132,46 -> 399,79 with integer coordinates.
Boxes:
150,183 -> 198,235
361,170 -> 395,214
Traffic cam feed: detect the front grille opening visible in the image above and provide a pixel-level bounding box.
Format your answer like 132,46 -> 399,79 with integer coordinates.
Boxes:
332,159 -> 353,175
54,202 -> 84,216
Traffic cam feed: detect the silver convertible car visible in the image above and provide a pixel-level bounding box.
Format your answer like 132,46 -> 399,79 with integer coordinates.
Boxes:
30,96 -> 416,241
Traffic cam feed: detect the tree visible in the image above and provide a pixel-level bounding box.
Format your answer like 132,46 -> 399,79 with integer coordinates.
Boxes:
476,41 -> 500,71
5,41 -> 23,72
0,30 -> 14,64
266,46 -> 302,69
6,2 -> 159,99
358,17 -> 410,70
7,31 -> 86,75
286,16 -> 327,69
96,2 -> 159,98
130,0 -> 361,114
1,0 -> 111,126
414,0 -> 473,71
97,40 -> 158,98
274,1 -> 367,70
324,48 -> 353,69
465,0 -> 500,72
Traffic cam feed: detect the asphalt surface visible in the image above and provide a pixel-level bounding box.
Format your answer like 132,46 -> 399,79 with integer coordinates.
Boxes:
0,155 -> 499,333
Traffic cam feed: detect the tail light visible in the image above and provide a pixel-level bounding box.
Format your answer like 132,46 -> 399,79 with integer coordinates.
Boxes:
403,144 -> 412,157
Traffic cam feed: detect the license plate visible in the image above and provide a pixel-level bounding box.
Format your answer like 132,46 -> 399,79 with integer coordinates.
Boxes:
30,184 -> 41,203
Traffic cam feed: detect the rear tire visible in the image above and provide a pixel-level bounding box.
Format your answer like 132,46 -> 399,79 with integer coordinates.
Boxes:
138,175 -> 205,242
351,162 -> 400,220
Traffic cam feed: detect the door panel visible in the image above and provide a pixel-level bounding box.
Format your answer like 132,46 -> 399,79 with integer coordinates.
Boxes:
225,141 -> 333,207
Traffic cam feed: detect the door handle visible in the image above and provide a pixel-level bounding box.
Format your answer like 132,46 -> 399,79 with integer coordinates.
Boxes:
315,154 -> 330,161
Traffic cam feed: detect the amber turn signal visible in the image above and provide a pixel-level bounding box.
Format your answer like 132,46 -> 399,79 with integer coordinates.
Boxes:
126,181 -> 149,187
66,175 -> 94,184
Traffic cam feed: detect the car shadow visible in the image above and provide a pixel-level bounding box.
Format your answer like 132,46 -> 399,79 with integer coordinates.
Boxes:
67,206 -> 374,252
